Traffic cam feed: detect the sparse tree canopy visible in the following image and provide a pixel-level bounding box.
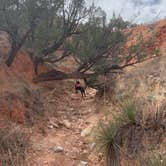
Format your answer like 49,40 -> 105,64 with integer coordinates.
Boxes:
0,0 -> 91,69
33,6 -> 159,88
0,0 -> 160,89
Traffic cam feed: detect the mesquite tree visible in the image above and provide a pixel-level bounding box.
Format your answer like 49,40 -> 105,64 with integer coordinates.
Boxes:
25,0 -> 91,74
33,8 -> 159,90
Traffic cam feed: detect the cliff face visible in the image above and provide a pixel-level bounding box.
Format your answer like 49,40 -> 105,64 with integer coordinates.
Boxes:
126,19 -> 166,54
155,19 -> 166,53
0,62 -> 44,126
115,19 -> 166,102
0,33 -> 44,125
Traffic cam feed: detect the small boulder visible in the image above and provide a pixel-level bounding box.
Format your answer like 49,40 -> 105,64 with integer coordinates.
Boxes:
81,125 -> 93,137
63,120 -> 72,129
51,146 -> 64,153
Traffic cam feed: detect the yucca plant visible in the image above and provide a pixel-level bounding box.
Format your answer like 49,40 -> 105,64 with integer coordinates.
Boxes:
94,121 -> 120,166
140,154 -> 166,166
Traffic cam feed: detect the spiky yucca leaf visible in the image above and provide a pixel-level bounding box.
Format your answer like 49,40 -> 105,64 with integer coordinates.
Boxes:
95,121 -> 120,166
121,100 -> 137,123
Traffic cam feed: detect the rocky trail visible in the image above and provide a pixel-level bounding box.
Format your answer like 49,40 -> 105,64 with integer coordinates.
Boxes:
29,86 -> 104,166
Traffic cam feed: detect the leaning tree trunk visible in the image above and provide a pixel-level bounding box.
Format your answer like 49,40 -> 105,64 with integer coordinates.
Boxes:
33,56 -> 44,76
5,46 -> 19,67
33,70 -> 86,82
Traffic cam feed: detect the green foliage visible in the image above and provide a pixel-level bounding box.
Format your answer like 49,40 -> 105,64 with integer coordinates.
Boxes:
0,0 -> 64,64
109,14 -> 131,30
94,99 -> 137,165
68,10 -> 126,72
0,0 -> 54,37
67,24 -> 105,62
25,0 -> 64,52
0,0 -> 27,35
94,99 -> 166,166
111,30 -> 126,43
94,59 -> 110,74
95,121 -> 120,166
86,74 -> 98,86
0,0 -> 89,57
155,48 -> 161,56
120,99 -> 137,123
95,121 -> 117,152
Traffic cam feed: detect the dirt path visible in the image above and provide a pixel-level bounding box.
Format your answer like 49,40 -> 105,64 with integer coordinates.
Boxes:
29,88 -> 104,166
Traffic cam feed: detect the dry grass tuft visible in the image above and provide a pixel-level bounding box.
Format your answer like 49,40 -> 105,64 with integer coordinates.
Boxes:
140,153 -> 166,166
0,125 -> 30,166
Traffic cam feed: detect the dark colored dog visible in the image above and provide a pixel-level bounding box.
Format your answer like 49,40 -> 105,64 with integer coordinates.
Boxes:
76,86 -> 86,97
75,81 -> 86,97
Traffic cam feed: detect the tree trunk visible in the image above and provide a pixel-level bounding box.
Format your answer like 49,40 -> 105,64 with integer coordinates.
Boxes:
33,70 -> 95,83
5,28 -> 32,67
5,47 -> 19,67
33,56 -> 43,76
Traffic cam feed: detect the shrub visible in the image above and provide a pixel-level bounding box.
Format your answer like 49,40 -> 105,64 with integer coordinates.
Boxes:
94,99 -> 166,166
140,153 -> 166,166
94,100 -> 138,166
0,125 -> 30,166
120,100 -> 137,123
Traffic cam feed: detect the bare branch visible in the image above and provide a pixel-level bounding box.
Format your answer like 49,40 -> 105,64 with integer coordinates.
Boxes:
43,50 -> 72,63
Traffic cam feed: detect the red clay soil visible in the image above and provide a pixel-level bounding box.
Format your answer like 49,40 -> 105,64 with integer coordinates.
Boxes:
0,51 -> 47,125
125,18 -> 166,54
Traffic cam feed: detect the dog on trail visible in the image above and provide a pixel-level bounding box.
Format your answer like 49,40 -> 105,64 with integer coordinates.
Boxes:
75,81 -> 86,97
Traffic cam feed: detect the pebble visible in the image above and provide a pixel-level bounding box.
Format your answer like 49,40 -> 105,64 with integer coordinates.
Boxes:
77,161 -> 88,166
48,125 -> 54,129
49,121 -> 59,128
89,143 -> 96,150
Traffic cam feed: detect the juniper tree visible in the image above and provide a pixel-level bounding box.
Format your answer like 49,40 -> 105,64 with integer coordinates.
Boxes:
33,7 -> 159,91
